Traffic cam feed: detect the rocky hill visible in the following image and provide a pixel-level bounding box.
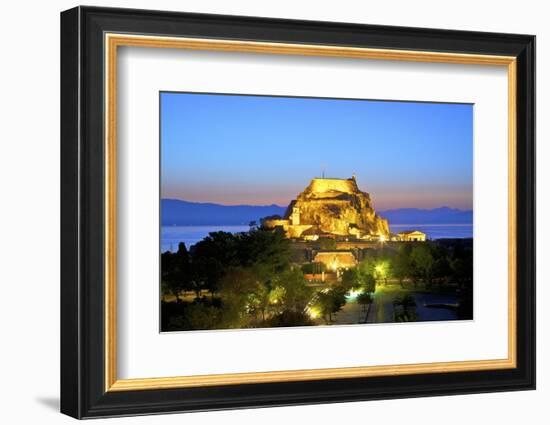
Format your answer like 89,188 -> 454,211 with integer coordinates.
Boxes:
263,177 -> 389,239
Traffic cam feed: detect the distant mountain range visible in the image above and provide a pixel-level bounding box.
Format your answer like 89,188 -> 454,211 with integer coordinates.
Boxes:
161,199 -> 472,226
161,199 -> 286,226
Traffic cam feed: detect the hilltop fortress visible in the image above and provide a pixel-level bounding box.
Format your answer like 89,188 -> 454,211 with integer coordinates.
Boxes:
262,176 -> 390,241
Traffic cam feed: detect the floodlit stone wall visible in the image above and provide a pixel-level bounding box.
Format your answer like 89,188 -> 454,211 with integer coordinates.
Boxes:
263,176 -> 390,240
313,251 -> 357,270
306,177 -> 358,195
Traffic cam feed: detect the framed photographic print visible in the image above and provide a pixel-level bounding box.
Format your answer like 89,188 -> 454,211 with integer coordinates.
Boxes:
60,6 -> 535,419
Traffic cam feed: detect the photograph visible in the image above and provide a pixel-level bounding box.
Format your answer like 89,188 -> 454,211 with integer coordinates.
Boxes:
160,92 -> 474,332
57,4 -> 536,419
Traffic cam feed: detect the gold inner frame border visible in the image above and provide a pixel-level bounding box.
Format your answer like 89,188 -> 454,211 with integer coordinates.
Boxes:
104,33 -> 517,392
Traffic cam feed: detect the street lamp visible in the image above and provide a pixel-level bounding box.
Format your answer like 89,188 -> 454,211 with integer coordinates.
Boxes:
375,262 -> 387,285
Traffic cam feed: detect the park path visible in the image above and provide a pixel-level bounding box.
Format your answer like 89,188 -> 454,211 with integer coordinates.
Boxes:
331,298 -> 368,325
366,286 -> 406,323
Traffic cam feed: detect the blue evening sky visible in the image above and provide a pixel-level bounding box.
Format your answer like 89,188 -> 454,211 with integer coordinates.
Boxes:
161,92 -> 473,210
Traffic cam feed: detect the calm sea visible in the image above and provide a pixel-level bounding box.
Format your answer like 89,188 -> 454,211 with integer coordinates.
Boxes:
390,224 -> 473,240
161,225 -> 250,252
161,224 -> 473,253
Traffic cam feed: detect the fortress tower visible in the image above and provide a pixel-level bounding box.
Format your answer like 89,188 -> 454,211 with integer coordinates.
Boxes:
262,176 -> 389,240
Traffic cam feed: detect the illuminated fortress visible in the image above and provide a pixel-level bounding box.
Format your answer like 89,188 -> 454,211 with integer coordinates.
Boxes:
262,176 -> 390,241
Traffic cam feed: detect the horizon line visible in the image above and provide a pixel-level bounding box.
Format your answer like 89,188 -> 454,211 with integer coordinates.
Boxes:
162,198 -> 473,212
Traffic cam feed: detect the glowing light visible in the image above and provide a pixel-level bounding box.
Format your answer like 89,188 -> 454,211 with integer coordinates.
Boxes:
348,288 -> 360,297
308,308 -> 320,319
375,263 -> 387,276
379,235 -> 386,243
346,288 -> 361,301
269,287 -> 285,305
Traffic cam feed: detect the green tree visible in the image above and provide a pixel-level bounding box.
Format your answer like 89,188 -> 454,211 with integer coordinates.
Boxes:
341,268 -> 359,291
374,260 -> 390,284
362,273 -> 376,294
314,287 -> 347,324
264,285 -> 286,317
267,310 -> 314,327
392,245 -> 413,287
238,227 -> 291,273
217,267 -> 260,329
189,232 -> 242,299
451,254 -> 473,288
274,269 -> 313,314
393,294 -> 417,322
189,228 -> 292,301
433,256 -> 452,286
410,244 -> 435,285
184,304 -> 221,330
356,291 -> 373,312
190,256 -> 224,298
161,242 -> 190,302
246,280 -> 278,322
249,284 -> 268,322
192,231 -> 240,268
357,257 -> 377,276
352,258 -> 376,293
166,302 -> 222,331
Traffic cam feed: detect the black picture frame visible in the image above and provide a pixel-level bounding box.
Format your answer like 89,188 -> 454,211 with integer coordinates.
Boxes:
61,5 -> 535,419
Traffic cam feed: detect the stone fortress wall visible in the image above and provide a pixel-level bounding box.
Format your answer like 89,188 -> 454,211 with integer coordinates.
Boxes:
261,177 -> 428,273
306,177 -> 360,195
262,176 -> 390,240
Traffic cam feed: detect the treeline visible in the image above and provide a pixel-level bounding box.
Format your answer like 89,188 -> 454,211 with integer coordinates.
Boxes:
358,241 -> 473,288
351,241 -> 474,320
161,228 -> 315,331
